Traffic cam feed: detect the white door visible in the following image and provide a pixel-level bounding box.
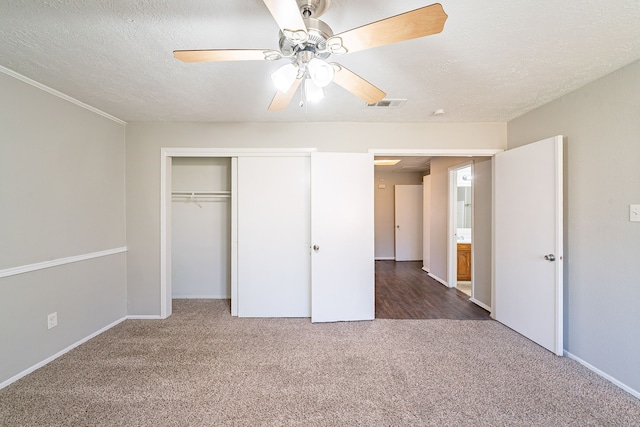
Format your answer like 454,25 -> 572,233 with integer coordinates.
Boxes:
494,136 -> 563,355
237,156 -> 311,317
395,185 -> 423,261
311,152 -> 375,322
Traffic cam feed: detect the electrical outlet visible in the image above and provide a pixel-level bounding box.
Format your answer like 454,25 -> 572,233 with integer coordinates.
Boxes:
47,312 -> 57,329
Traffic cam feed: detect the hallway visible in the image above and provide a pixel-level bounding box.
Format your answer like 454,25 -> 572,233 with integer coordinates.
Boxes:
375,260 -> 491,320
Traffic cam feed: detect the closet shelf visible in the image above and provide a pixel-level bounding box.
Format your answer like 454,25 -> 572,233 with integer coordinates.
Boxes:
171,191 -> 231,201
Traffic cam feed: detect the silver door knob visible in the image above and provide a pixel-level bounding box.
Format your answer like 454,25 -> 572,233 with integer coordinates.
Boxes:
544,254 -> 556,261
313,245 -> 319,251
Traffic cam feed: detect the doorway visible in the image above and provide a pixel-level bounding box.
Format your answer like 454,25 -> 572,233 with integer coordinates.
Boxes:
373,153 -> 496,318
448,162 -> 474,299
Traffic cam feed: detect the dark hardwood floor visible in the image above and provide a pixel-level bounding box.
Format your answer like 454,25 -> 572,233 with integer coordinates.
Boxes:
375,260 -> 491,320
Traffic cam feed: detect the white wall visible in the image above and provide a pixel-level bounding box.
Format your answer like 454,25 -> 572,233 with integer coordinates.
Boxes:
374,170 -> 424,259
0,71 -> 126,385
125,122 -> 506,315
508,60 -> 640,394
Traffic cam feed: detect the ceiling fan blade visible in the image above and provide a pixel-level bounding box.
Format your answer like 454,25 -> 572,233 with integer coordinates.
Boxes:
329,3 -> 447,54
268,78 -> 302,111
331,64 -> 386,104
262,0 -> 308,40
174,49 -> 276,62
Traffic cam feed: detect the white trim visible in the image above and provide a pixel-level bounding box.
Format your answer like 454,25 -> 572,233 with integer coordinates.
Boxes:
0,316 -> 127,390
470,298 -> 492,313
564,351 -> 640,400
230,157 -> 238,316
375,257 -> 395,260
161,147 -> 316,158
126,315 -> 163,320
0,65 -> 127,126
554,137 -> 564,357
369,148 -> 503,157
428,272 -> 448,287
171,295 -> 229,299
0,247 -> 127,279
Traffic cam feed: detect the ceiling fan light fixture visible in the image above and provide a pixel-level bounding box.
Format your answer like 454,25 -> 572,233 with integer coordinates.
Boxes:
326,37 -> 347,55
271,63 -> 298,92
308,58 -> 334,87
304,79 -> 324,102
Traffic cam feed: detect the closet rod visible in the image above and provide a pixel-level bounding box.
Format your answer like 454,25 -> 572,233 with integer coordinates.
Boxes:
171,191 -> 231,195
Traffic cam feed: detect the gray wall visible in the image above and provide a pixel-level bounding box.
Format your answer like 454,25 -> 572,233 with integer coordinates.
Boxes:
125,122 -> 506,315
374,170 -> 424,259
472,158 -> 492,307
427,157 -> 492,309
0,72 -> 127,384
507,60 -> 640,392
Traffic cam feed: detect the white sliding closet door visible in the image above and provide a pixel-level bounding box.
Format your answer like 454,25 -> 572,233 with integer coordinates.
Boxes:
237,156 -> 311,317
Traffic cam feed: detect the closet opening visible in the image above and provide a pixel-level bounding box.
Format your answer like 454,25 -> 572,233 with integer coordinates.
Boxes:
171,157 -> 232,303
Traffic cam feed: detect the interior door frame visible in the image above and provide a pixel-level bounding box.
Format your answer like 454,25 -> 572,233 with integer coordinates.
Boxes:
447,161 -> 474,290
159,148 -> 315,319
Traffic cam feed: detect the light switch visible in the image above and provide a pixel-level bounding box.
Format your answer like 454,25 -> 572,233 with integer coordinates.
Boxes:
630,205 -> 640,222
378,184 -> 386,189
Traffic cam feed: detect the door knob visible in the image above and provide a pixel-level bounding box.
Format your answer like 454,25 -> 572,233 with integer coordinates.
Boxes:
313,245 -> 319,251
544,254 -> 556,261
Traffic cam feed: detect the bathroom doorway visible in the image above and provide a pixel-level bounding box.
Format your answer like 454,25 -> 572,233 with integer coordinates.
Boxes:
448,162 -> 474,298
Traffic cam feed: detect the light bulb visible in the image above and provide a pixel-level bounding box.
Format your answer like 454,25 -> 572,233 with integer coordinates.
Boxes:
271,63 -> 298,92
305,79 -> 324,102
307,58 -> 334,88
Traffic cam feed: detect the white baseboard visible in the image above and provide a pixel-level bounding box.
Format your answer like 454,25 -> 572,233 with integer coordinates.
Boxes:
0,316 -> 127,390
126,315 -> 163,320
564,351 -> 640,400
375,257 -> 395,261
470,298 -> 492,313
171,295 -> 230,299
428,272 -> 448,287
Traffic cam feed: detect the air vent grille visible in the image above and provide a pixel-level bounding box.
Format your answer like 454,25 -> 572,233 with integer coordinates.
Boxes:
366,99 -> 407,108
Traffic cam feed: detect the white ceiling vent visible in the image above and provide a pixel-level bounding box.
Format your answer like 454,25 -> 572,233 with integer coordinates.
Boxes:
366,99 -> 407,108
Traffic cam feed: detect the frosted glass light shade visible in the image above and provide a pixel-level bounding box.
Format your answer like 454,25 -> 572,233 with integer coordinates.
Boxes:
308,58 -> 334,88
271,63 -> 298,92
305,79 -> 324,102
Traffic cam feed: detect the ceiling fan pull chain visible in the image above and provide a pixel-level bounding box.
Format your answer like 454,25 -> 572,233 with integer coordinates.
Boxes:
299,79 -> 306,108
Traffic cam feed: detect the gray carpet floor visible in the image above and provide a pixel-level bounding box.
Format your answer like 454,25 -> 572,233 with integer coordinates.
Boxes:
1,299 -> 639,426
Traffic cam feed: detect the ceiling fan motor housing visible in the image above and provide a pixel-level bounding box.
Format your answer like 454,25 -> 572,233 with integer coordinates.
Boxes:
279,17 -> 333,59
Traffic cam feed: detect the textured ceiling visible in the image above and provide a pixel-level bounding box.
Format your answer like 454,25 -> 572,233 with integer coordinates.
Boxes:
1,0 -> 639,123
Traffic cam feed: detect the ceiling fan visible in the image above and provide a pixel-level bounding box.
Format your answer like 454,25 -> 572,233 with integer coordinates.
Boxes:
174,0 -> 448,111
